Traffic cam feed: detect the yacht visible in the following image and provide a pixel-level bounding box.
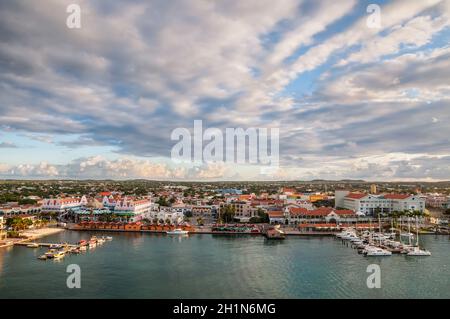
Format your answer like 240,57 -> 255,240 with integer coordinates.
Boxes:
166,228 -> 189,235
406,217 -> 431,256
366,247 -> 392,256
336,228 -> 355,239
407,246 -> 431,256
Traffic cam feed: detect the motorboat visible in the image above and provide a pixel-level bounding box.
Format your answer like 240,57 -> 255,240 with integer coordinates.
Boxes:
166,228 -> 189,235
105,236 -> 113,241
27,243 -> 39,248
37,254 -> 47,260
53,250 -> 65,259
366,247 -> 392,256
45,249 -> 57,258
407,246 -> 431,256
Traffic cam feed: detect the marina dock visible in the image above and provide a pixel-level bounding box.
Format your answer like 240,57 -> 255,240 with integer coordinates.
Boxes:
14,242 -> 77,248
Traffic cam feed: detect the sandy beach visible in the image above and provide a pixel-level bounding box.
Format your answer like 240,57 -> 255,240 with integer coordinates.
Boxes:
0,227 -> 65,248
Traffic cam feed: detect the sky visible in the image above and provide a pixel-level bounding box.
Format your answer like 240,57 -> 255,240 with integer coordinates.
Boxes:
0,0 -> 449,181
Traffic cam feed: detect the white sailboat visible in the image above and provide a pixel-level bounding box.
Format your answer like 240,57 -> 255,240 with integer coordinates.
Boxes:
407,217 -> 431,256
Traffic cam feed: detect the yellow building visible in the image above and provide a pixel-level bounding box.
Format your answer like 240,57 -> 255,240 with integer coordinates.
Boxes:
309,194 -> 327,202
370,184 -> 377,194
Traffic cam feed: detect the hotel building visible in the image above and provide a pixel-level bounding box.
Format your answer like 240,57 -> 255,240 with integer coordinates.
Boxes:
114,197 -> 152,222
335,191 -> 425,215
42,196 -> 86,212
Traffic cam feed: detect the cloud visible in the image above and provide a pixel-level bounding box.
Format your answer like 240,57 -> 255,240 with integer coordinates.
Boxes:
0,141 -> 17,148
0,0 -> 449,180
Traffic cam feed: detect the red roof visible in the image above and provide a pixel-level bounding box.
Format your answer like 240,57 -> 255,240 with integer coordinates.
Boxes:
288,207 -> 309,215
268,211 -> 284,218
345,193 -> 367,199
292,207 -> 333,217
383,194 -> 411,199
334,209 -> 355,216
99,192 -> 111,196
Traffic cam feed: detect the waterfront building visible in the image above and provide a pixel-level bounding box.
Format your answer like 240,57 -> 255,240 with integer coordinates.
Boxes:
149,208 -> 184,224
0,203 -> 42,217
335,191 -> 425,215
114,197 -> 152,222
102,195 -> 118,208
42,197 -> 82,212
191,205 -> 215,219
219,201 -> 259,222
425,194 -> 449,208
370,184 -> 378,194
285,207 -> 363,225
268,210 -> 285,224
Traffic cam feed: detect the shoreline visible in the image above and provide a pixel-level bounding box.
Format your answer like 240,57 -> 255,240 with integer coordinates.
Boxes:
0,227 -> 65,249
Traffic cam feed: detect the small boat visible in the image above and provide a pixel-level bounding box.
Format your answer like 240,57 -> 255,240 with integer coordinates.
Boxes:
88,239 -> 97,248
45,249 -> 57,258
78,240 -> 88,246
366,247 -> 392,256
53,251 -> 65,259
27,243 -> 39,248
37,255 -> 47,260
166,228 -> 189,235
49,244 -> 62,249
105,236 -> 113,241
79,245 -> 87,251
407,246 -> 431,256
406,217 -> 431,256
264,225 -> 286,240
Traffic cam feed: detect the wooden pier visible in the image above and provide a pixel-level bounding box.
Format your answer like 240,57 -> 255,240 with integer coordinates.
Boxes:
14,242 -> 77,248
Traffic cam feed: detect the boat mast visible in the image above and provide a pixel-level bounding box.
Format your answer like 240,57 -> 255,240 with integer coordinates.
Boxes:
415,216 -> 419,247
378,214 -> 382,245
408,214 -> 412,246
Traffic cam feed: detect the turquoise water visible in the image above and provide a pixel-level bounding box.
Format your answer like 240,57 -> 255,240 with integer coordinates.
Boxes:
0,231 -> 449,298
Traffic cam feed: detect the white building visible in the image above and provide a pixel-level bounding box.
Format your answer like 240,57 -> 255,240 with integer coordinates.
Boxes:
114,198 -> 152,222
336,191 -> 425,215
149,208 -> 184,224
219,201 -> 259,222
42,197 -> 82,212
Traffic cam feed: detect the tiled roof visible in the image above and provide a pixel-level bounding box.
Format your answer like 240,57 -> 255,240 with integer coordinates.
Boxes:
345,193 -> 367,199
383,194 -> 411,199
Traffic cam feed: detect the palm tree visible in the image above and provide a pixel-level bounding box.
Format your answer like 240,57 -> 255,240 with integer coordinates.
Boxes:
196,217 -> 204,226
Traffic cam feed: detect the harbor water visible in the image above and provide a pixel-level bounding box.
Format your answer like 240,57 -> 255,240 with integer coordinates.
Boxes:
0,231 -> 449,298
